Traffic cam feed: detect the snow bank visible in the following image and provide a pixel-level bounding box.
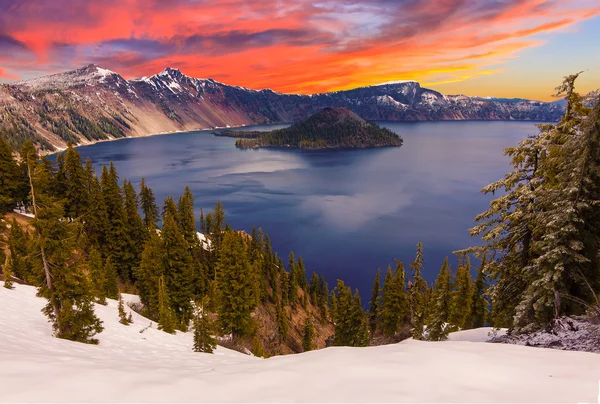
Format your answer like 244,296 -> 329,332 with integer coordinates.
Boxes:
1,282 -> 599,403
447,327 -> 507,342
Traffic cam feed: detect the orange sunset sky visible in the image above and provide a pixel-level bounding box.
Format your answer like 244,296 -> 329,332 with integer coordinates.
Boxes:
0,0 -> 599,100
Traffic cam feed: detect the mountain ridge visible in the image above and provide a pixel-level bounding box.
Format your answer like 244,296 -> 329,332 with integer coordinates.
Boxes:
1,64 -> 597,151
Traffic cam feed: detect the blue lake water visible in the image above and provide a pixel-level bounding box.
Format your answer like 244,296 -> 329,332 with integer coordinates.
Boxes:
75,121 -> 539,296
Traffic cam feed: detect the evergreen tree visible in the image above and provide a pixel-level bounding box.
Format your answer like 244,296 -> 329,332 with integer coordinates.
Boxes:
464,74 -> 600,332
25,153 -> 103,344
161,207 -> 195,328
83,161 -> 109,250
276,301 -> 288,339
6,218 -> 34,283
118,293 -> 133,325
469,256 -> 489,329
288,251 -> 298,306
302,317 -> 316,352
351,290 -> 370,347
104,257 -> 119,300
309,271 -> 320,304
193,299 -> 217,353
0,138 -> 21,214
139,177 -> 159,230
122,179 -> 145,276
135,229 -> 165,319
3,255 -> 14,289
216,231 -> 256,337
427,258 -> 452,341
101,163 -> 130,280
157,275 -> 177,334
368,268 -> 381,336
380,261 -> 409,337
409,243 -> 429,339
88,247 -> 107,305
449,256 -> 474,330
63,144 -> 88,219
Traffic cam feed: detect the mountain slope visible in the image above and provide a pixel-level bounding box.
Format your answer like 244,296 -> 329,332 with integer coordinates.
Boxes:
1,64 -> 597,152
234,107 -> 403,149
1,282 -> 599,403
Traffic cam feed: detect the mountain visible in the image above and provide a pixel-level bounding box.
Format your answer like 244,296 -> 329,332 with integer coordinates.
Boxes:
2,282 -> 599,403
0,64 -> 596,151
233,107 -> 403,149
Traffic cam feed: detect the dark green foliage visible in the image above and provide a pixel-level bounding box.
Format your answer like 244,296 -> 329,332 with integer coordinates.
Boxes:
427,258 -> 452,341
235,107 -> 403,149
34,202 -> 103,344
122,179 -> 145,276
302,317 -> 315,352
333,280 -> 369,347
157,275 -> 177,334
83,160 -> 109,249
409,243 -> 429,340
161,206 -> 194,328
101,163 -> 130,280
3,254 -> 14,289
88,247 -> 107,305
193,300 -> 217,353
0,138 -> 21,213
104,257 -> 119,300
276,301 -> 288,339
216,231 -> 256,337
135,229 -> 165,320
139,177 -> 159,230
7,218 -> 35,283
368,268 -> 381,336
63,144 -> 89,219
469,257 -> 489,329
380,261 -> 409,337
449,256 -> 474,330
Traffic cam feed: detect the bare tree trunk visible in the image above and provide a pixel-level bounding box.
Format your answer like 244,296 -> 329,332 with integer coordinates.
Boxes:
26,158 -> 53,292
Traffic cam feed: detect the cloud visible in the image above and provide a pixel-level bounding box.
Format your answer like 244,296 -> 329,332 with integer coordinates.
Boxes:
0,0 -> 598,94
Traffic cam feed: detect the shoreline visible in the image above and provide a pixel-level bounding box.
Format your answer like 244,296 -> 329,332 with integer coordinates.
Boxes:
44,118 -> 550,156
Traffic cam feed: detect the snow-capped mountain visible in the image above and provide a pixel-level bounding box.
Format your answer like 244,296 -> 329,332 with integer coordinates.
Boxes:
0,65 -> 595,151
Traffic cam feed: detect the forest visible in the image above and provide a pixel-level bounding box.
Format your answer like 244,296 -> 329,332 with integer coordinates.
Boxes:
0,75 -> 598,355
234,107 -> 403,149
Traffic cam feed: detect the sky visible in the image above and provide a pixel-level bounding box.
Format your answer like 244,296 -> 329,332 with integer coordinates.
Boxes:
0,0 -> 599,100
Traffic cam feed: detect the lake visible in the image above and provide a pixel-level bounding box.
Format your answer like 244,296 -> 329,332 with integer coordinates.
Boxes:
76,121 -> 539,296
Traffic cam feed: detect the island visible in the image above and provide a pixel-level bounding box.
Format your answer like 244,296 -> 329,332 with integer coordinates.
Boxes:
220,107 -> 403,150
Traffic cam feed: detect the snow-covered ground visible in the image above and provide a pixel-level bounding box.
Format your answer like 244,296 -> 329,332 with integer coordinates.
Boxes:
1,282 -> 599,403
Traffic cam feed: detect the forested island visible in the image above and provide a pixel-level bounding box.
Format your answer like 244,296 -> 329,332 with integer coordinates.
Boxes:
228,107 -> 403,149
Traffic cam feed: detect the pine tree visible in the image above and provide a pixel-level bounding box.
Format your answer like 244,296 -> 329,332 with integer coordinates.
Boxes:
409,243 -> 429,339
0,138 -> 21,214
83,161 -> 109,250
216,231 -> 256,337
161,207 -> 195,328
3,254 -> 14,289
351,290 -> 370,347
463,74 -> 600,332
469,256 -> 489,329
193,299 -> 217,353
63,144 -> 89,219
157,275 -> 177,334
26,154 -> 103,344
276,301 -> 288,339
139,177 -> 159,230
370,268 -> 384,336
121,179 -> 145,278
135,229 -> 165,320
380,262 -> 409,337
88,247 -> 107,305
101,163 -> 131,280
309,271 -> 320,304
302,317 -> 316,351
427,258 -> 452,341
118,293 -> 133,325
449,256 -> 474,330
288,251 -> 298,306
104,257 -> 119,300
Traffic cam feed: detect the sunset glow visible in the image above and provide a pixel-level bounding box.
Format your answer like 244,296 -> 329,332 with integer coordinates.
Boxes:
1,0 -> 599,100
